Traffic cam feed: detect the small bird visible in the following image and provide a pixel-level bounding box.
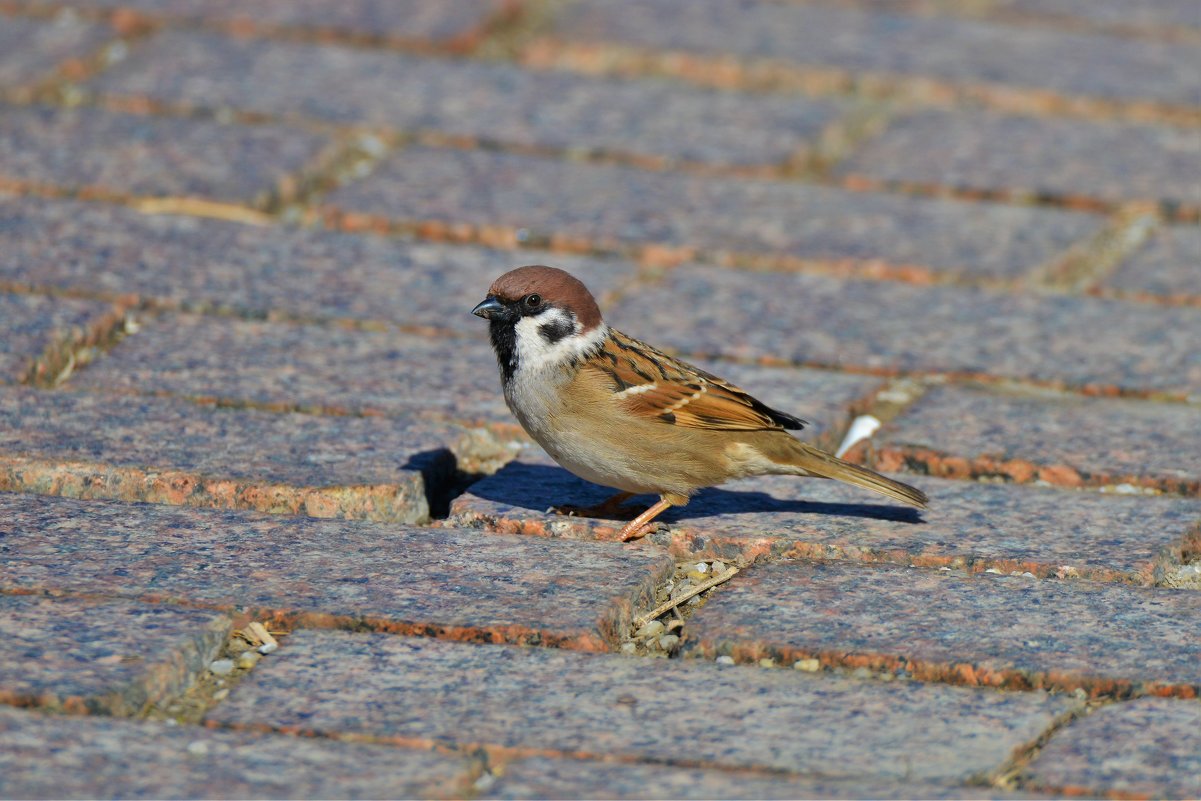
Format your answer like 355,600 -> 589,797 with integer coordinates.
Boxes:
472,265 -> 927,541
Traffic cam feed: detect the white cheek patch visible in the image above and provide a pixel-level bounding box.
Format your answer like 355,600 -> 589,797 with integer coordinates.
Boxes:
514,310 -> 608,374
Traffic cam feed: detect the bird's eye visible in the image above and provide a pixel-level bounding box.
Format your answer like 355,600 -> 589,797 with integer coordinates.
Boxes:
524,294 -> 542,308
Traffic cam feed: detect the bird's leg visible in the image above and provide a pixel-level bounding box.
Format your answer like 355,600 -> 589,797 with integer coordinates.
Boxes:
618,496 -> 675,542
551,491 -> 636,520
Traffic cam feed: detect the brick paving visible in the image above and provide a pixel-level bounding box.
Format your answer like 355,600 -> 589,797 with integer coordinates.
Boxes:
1,0 -> 1198,797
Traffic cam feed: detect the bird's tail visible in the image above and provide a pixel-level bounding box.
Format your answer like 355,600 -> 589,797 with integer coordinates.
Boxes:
781,440 -> 928,508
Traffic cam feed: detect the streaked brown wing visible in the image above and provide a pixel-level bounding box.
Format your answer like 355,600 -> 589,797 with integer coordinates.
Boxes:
586,329 -> 806,431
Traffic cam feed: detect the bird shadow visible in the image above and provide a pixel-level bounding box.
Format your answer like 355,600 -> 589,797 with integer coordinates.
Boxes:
470,462 -> 925,525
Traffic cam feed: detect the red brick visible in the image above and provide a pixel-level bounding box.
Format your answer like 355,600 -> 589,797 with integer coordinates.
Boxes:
0,706 -> 474,799
449,458 -> 1201,584
0,385 -> 474,523
548,0 -> 1200,106
862,385 -> 1201,495
324,146 -> 1100,280
1024,698 -> 1201,799
0,195 -> 636,334
0,492 -> 673,650
610,264 -> 1201,396
0,594 -> 229,715
0,105 -> 329,205
209,631 -> 1075,781
837,110 -> 1201,210
91,31 -> 845,168
687,561 -> 1201,698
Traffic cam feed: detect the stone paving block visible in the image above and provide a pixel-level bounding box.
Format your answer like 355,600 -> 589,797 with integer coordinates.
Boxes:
209,631 -> 1075,781
92,31 -> 844,168
838,110 -> 1201,210
491,756 -> 1024,800
610,264 -> 1201,396
0,292 -> 118,383
861,385 -> 1201,495
71,312 -> 513,425
0,706 -> 474,799
993,0 -> 1201,31
0,492 -> 673,649
686,561 -> 1201,698
1100,225 -> 1201,303
449,459 -> 1201,583
549,0 -> 1200,106
0,14 -> 114,92
18,0 -> 512,47
0,385 -> 476,523
0,195 -> 635,333
324,147 -> 1101,280
1023,697 -> 1201,799
0,594 -> 229,715
0,105 -> 329,204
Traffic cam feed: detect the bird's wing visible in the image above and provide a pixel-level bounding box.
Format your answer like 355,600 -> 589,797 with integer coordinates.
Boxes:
583,329 -> 807,431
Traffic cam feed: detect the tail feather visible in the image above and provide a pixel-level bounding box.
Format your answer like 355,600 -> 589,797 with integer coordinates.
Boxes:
787,442 -> 928,509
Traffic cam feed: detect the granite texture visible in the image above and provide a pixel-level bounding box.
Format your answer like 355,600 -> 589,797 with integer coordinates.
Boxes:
210,631 -> 1075,781
0,706 -> 474,799
0,105 -> 328,205
0,292 -> 118,383
1101,225 -> 1201,302
0,492 -> 672,649
0,14 -> 113,92
0,594 -> 229,715
863,385 -> 1201,495
1024,697 -> 1201,799
992,0 -> 1201,31
0,195 -> 635,333
549,0 -> 1201,105
448,459 -> 1201,584
323,146 -> 1100,280
686,562 -> 1201,698
91,31 -> 844,168
17,0 -> 512,46
491,756 -> 1024,800
838,111 -> 1201,209
0,385 -> 472,523
610,264 -> 1201,396
71,312 -> 512,425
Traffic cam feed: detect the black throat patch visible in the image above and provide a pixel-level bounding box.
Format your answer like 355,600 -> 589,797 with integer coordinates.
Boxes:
489,319 -> 518,382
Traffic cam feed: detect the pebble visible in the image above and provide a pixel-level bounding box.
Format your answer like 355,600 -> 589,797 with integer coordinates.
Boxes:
258,642 -> 278,655
715,655 -> 735,666
658,634 -> 680,651
711,561 -> 727,574
759,658 -> 775,669
212,688 -> 230,702
636,620 -> 665,639
851,667 -> 874,680
186,740 -> 209,756
620,642 -> 637,655
208,659 -> 235,677
236,651 -> 261,670
793,658 -> 820,672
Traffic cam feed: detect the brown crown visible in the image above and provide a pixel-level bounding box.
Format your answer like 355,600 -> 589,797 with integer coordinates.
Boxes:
488,265 -> 603,330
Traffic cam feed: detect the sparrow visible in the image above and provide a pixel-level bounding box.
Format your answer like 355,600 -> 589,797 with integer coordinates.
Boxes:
472,265 -> 927,541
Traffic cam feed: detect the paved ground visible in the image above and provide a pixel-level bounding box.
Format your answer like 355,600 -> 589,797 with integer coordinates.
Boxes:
0,0 -> 1198,798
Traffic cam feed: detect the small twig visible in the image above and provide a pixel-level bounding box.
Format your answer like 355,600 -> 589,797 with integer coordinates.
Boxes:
635,566 -> 739,628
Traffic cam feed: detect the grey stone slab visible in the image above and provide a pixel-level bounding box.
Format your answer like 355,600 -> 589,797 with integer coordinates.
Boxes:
450,460 -> 1201,584
0,706 -> 474,799
687,561 -> 1201,698
0,14 -> 113,91
838,110 -> 1201,209
0,491 -> 672,650
209,631 -> 1075,781
71,312 -> 512,425
325,146 -> 1100,280
1102,225 -> 1201,302
0,594 -> 229,715
92,31 -> 844,167
0,292 -> 116,382
0,105 -> 329,204
1024,697 -> 1201,800
610,264 -> 1201,396
0,195 -> 636,333
993,0 -> 1201,31
0,385 -> 471,523
550,0 -> 1201,105
865,384 -> 1201,495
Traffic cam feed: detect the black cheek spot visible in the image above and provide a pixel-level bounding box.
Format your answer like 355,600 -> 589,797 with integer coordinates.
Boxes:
539,317 -> 574,344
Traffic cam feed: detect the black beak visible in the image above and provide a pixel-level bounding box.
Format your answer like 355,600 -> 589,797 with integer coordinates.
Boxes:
472,296 -> 505,319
